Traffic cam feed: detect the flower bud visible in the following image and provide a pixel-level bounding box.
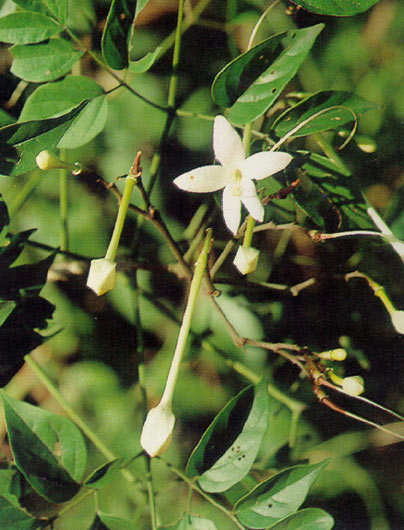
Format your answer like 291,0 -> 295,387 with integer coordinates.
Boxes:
87,258 -> 116,296
328,371 -> 364,396
341,376 -> 364,396
36,150 -> 81,174
140,403 -> 175,457
318,348 -> 347,361
391,310 -> 404,334
233,246 -> 259,275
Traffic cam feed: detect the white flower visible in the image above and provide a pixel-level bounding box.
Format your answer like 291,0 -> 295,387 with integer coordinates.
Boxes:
233,246 -> 259,275
174,116 -> 292,234
87,258 -> 116,296
341,376 -> 364,396
140,403 -> 175,457
391,310 -> 404,334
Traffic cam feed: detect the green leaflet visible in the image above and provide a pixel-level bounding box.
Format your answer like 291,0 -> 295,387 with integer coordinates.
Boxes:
10,38 -> 83,83
212,24 -> 323,125
272,91 -> 379,138
187,380 -> 269,493
0,12 -> 61,44
289,0 -> 380,16
101,0 -> 136,70
234,461 -> 329,528
2,393 -> 87,503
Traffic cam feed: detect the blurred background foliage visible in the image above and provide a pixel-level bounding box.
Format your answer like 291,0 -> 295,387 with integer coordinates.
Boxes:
1,0 -> 404,528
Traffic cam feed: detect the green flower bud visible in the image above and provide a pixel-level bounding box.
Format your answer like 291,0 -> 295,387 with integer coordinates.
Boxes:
36,150 -> 81,174
87,258 -> 116,296
318,348 -> 347,361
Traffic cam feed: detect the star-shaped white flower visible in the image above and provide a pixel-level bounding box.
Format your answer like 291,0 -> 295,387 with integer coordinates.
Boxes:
174,116 -> 292,234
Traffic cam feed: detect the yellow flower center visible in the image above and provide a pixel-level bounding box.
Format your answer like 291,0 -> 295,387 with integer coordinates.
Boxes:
232,169 -> 242,197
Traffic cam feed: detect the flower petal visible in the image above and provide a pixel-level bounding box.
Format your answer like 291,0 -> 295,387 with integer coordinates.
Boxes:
238,151 -> 292,181
222,184 -> 241,234
213,116 -> 245,168
87,258 -> 116,296
174,165 -> 230,193
240,178 -> 264,222
233,246 -> 260,275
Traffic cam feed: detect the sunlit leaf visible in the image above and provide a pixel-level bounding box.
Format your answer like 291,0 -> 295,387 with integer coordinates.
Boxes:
0,100 -> 87,176
0,12 -> 61,44
187,380 -> 270,492
10,39 -> 83,82
101,0 -> 136,70
266,508 -> 334,530
212,25 -> 323,125
89,512 -> 137,530
2,393 -> 86,503
11,0 -> 68,24
19,76 -> 107,148
272,91 -> 379,138
20,76 -> 103,120
289,0 -> 380,16
234,461 -> 329,528
128,47 -> 162,73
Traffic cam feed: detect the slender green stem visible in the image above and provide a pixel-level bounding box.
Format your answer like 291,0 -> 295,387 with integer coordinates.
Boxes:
8,171 -> 42,217
145,459 -> 157,530
133,255 -> 158,530
226,359 -> 305,413
59,149 -> 69,252
168,0 -> 184,109
155,0 -> 213,60
243,216 -> 255,248
210,239 -> 236,279
24,355 -> 136,484
247,0 -> 281,50
147,0 -> 185,196
160,230 -> 212,406
65,28 -> 167,113
345,271 -> 396,316
163,461 -> 245,530
105,176 -> 136,261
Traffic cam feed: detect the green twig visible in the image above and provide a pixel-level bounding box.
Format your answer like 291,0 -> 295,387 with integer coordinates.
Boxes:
162,460 -> 246,530
105,176 -> 136,261
8,171 -> 42,217
24,355 -> 136,485
59,149 -> 69,252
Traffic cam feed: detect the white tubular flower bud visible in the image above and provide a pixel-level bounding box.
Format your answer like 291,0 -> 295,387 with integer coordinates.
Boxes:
233,246 -> 259,275
140,403 -> 175,457
391,310 -> 404,334
87,258 -> 116,296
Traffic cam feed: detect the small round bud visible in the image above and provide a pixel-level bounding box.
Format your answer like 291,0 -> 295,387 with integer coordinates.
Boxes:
36,150 -> 81,174
140,403 -> 175,457
318,348 -> 347,361
330,348 -> 347,361
87,258 -> 116,296
233,246 -> 259,275
341,376 -> 364,396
